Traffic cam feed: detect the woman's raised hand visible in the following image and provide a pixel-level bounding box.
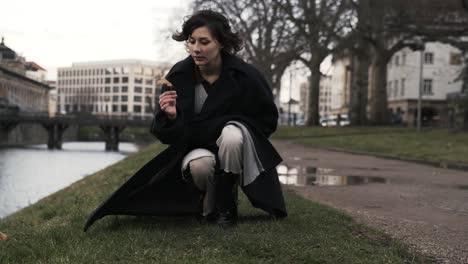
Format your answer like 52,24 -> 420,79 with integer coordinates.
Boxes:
157,79 -> 177,120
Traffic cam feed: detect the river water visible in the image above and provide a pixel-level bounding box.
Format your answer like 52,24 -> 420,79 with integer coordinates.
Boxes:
0,142 -> 139,218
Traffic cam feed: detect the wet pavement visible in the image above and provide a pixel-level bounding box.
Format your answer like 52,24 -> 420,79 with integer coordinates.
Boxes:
273,139 -> 468,264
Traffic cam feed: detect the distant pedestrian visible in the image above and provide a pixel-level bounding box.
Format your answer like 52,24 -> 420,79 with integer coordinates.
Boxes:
84,10 -> 287,231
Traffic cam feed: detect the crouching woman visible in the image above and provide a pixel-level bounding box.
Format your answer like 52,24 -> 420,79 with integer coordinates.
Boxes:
84,10 -> 287,231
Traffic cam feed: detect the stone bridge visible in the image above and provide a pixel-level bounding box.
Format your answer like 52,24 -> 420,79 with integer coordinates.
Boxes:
0,113 -> 152,151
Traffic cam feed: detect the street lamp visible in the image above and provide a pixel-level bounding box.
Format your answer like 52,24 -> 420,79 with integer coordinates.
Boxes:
288,69 -> 293,126
407,38 -> 425,132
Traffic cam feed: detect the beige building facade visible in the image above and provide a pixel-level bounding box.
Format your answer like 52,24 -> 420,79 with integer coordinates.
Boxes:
0,38 -> 50,113
57,59 -> 169,117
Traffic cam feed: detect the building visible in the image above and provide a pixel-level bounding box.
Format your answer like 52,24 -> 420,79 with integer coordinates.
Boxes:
46,81 -> 57,116
387,42 -> 464,126
25,61 -> 48,83
0,38 -> 51,113
329,55 -> 352,117
313,41 -> 465,126
57,60 -> 169,117
300,75 -> 332,122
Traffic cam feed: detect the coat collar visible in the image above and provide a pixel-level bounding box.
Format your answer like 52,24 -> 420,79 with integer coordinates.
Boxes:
165,52 -> 245,123
166,51 -> 246,79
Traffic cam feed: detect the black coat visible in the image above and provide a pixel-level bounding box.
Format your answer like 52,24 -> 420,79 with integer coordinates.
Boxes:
84,53 -> 287,231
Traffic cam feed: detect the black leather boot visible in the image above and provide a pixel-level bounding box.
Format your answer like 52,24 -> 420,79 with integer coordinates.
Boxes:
216,171 -> 238,228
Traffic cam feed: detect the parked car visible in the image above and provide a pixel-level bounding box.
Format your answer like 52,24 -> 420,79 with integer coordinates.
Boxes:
320,114 -> 350,127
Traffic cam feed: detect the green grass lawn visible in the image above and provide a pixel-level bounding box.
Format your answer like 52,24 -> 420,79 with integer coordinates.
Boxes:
274,126 -> 468,164
0,143 -> 428,263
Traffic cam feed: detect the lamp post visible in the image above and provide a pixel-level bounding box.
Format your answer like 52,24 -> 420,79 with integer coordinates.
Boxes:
417,44 -> 426,132
288,69 -> 292,126
407,38 -> 425,132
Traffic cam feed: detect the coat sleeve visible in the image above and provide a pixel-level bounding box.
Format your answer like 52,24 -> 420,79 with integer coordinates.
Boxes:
149,86 -> 186,145
240,68 -> 278,138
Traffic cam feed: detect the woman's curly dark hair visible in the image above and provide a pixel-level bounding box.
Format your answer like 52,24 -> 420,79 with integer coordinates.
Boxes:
172,10 -> 243,55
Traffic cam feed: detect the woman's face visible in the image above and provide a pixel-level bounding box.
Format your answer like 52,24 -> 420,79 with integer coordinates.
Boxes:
187,26 -> 222,67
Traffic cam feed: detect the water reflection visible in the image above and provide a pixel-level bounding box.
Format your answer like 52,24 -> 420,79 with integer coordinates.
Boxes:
0,142 -> 138,218
277,164 -> 388,187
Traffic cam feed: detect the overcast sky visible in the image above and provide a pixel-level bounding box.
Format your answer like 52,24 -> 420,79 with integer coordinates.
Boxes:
0,0 -> 191,80
1,0 -> 317,103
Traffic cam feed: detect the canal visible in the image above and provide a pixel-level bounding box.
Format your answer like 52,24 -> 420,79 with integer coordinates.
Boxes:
0,142 -> 139,218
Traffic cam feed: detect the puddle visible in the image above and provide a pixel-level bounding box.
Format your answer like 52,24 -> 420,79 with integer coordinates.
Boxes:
277,165 -> 388,187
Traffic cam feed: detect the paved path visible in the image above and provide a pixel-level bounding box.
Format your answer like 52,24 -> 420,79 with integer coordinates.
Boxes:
273,139 -> 468,264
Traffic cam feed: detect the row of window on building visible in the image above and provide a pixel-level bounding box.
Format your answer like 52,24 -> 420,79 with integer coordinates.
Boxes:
58,67 -> 158,77
61,104 -> 153,114
387,78 -> 433,98
58,77 -> 157,86
62,95 -> 151,103
58,85 -> 155,94
389,52 -> 462,67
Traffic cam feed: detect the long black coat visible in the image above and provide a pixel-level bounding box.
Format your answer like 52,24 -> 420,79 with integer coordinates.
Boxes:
84,53 -> 287,231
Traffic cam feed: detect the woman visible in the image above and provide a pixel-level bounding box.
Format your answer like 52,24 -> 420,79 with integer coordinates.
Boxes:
84,10 -> 287,231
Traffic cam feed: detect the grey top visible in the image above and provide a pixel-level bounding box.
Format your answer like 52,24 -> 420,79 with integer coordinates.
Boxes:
194,83 -> 208,114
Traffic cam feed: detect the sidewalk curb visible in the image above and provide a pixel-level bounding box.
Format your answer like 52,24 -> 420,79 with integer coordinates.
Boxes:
291,143 -> 468,172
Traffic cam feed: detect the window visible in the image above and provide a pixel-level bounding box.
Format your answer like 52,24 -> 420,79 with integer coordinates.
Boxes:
134,86 -> 142,93
112,95 -> 119,102
134,96 -> 142,102
401,78 -> 405,96
387,81 -> 392,97
133,105 -> 142,113
122,77 -> 129,83
424,52 -> 434,64
394,80 -> 399,97
449,52 -> 462,65
104,87 -> 111,93
113,77 -> 120,83
121,105 -> 128,112
395,55 -> 400,66
105,77 -> 111,84
135,78 -> 143,84
133,67 -> 143,75
144,67 -> 152,76
145,79 -> 153,85
112,105 -> 119,112
423,79 -> 433,95
121,86 -> 128,92
145,106 -> 152,113
145,88 -> 152,94
113,86 -> 119,93
402,53 -> 406,66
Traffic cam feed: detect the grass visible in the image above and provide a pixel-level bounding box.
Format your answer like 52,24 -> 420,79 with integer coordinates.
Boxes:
0,143 -> 428,263
273,126 -> 468,164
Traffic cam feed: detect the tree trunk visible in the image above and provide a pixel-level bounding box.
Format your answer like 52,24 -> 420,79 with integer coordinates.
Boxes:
350,47 -> 370,125
306,57 -> 322,126
369,53 -> 390,125
462,56 -> 468,129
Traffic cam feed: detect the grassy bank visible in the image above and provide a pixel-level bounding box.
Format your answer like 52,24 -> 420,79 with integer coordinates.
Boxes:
0,143 -> 427,263
274,126 -> 468,164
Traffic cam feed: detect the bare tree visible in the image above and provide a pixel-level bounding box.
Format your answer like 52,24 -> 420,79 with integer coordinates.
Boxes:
192,0 -> 301,104
346,0 -> 370,126
277,0 -> 353,126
